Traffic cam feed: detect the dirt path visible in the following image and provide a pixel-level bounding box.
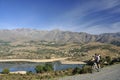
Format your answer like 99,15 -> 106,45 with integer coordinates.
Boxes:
58,64 -> 120,80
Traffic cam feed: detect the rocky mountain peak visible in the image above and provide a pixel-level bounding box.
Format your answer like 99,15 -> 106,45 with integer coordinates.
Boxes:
0,29 -> 119,44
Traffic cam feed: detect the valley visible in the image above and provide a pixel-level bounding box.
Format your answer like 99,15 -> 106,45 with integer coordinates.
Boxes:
0,40 -> 119,61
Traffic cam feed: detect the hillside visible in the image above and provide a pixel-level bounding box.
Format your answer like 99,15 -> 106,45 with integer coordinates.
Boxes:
0,29 -> 120,60
0,40 -> 120,61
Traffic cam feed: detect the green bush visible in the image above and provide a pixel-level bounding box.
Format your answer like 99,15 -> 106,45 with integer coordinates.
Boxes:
105,56 -> 111,65
80,66 -> 92,74
26,71 -> 33,75
43,63 -> 53,72
35,63 -> 53,73
110,57 -> 120,65
72,66 -> 92,75
72,67 -> 81,75
2,68 -> 10,74
35,65 -> 44,73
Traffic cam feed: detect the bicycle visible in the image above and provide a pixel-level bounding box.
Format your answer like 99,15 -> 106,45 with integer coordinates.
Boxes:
92,62 -> 99,73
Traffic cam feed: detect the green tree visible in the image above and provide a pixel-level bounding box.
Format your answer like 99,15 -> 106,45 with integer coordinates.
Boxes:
35,65 -> 44,73
35,63 -> 53,73
43,63 -> 53,72
2,68 -> 10,74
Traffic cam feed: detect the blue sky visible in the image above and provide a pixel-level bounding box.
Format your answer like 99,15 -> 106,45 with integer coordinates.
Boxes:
0,0 -> 120,34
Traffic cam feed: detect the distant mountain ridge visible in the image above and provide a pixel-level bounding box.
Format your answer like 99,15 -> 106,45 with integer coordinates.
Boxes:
0,29 -> 120,44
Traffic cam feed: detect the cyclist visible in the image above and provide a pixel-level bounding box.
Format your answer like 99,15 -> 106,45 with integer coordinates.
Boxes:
94,54 -> 101,71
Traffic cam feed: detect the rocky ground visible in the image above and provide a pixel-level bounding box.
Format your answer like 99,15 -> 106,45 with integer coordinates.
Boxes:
58,63 -> 120,80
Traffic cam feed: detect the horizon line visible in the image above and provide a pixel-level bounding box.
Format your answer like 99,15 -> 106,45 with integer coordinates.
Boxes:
0,28 -> 119,35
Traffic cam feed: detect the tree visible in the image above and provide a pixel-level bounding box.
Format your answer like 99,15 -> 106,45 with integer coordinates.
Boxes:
2,68 -> 10,74
43,63 -> 53,72
35,65 -> 44,73
35,63 -> 53,73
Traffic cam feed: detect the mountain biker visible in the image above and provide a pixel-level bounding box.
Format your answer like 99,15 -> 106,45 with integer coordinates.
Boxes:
91,55 -> 99,71
95,54 -> 101,69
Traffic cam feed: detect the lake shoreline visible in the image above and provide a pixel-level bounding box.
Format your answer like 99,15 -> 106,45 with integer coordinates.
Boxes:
0,58 -> 86,74
0,58 -> 86,64
0,58 -> 68,63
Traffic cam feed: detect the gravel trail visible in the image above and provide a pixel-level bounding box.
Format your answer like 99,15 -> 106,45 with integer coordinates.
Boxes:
58,64 -> 120,80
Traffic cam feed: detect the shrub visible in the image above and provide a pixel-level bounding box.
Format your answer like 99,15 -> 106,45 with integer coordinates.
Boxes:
35,63 -> 53,73
105,56 -> 111,65
26,71 -> 33,75
80,66 -> 92,74
72,67 -> 81,75
65,68 -> 73,75
2,68 -> 10,74
117,57 -> 120,62
35,65 -> 44,73
43,63 -> 53,72
54,71 -> 59,76
111,57 -> 120,64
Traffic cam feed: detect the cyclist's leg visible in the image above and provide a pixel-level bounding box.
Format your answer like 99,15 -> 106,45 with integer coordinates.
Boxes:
98,62 -> 101,69
94,62 -> 99,72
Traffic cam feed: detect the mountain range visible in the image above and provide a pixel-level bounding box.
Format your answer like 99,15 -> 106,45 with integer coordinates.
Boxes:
0,28 -> 120,45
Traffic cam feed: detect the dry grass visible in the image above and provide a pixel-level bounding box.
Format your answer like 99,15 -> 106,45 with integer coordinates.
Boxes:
0,41 -> 120,61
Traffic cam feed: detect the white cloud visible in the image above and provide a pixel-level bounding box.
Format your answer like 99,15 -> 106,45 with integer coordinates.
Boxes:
111,22 -> 120,29
1,0 -> 119,34
102,0 -> 120,9
81,22 -> 120,34
51,0 -> 120,34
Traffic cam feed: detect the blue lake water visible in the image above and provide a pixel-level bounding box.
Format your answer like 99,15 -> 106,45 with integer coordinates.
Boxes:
0,61 -> 84,72
54,61 -> 83,71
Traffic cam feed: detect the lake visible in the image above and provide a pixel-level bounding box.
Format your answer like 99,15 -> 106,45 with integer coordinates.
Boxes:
0,61 -> 84,73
